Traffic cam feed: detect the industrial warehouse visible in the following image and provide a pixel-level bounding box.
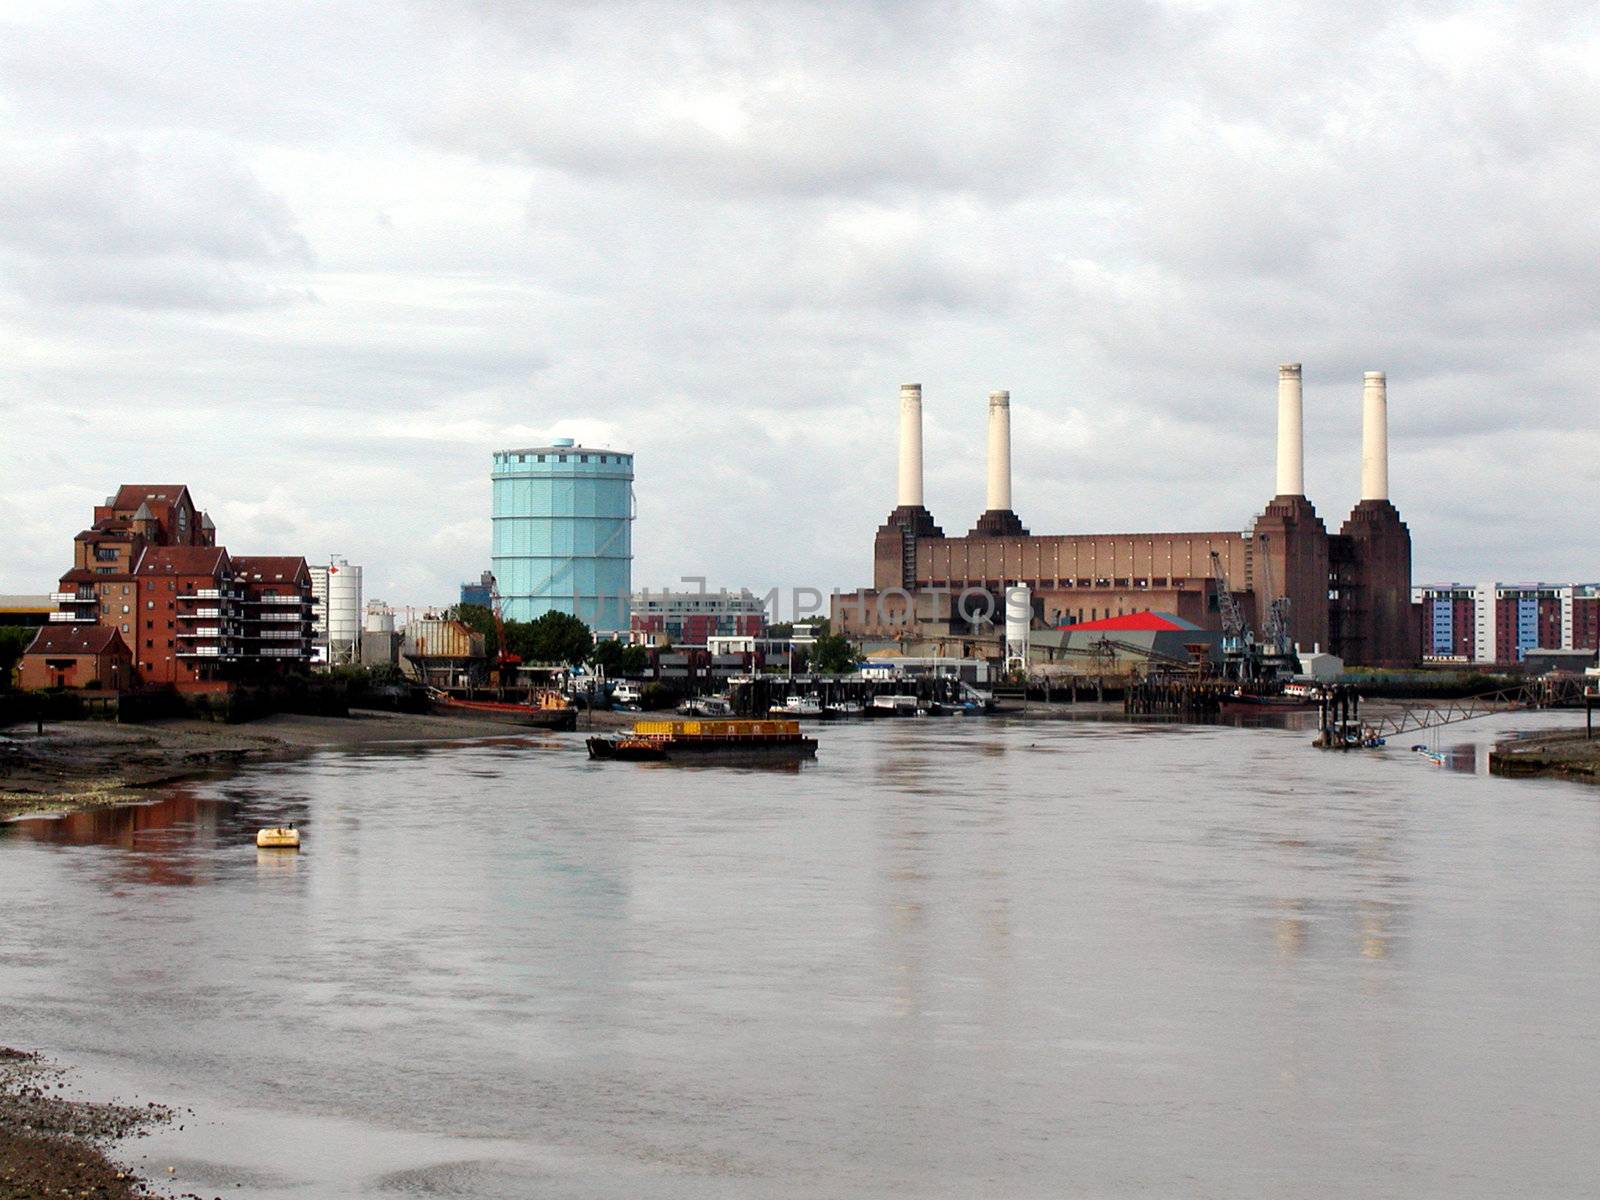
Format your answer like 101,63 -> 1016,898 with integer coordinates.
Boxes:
833,365 -> 1417,667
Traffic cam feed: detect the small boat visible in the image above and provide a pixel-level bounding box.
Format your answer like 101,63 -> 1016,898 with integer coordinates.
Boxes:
429,688 -> 578,730
866,694 -> 919,717
768,695 -> 825,719
256,825 -> 300,849
678,695 -> 733,717
611,682 -> 643,710
1219,686 -> 1320,713
587,718 -> 818,763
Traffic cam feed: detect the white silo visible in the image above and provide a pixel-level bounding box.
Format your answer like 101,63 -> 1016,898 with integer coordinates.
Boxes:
1004,584 -> 1031,672
363,600 -> 395,633
327,557 -> 363,665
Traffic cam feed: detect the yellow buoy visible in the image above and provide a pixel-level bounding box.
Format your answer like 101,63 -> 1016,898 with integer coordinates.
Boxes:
256,825 -> 301,849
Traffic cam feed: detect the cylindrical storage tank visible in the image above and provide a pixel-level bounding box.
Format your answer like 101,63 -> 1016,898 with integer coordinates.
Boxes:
328,558 -> 362,665
491,439 -> 635,634
1004,584 -> 1031,668
363,602 -> 395,633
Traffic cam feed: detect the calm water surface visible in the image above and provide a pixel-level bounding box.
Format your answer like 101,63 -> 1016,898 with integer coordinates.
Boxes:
3,714 -> 1599,1198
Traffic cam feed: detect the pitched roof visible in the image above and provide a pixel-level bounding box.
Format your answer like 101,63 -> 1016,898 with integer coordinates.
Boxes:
135,545 -> 229,576
1057,610 -> 1203,633
231,555 -> 308,583
59,568 -> 114,584
112,485 -> 192,510
25,625 -> 130,656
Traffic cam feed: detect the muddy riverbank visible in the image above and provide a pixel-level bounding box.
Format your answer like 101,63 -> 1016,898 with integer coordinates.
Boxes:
0,708 -> 631,820
0,1047 -> 174,1199
1490,728 -> 1600,783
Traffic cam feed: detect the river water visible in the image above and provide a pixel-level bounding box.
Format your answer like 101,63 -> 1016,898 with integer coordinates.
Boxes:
3,712 -> 1598,1198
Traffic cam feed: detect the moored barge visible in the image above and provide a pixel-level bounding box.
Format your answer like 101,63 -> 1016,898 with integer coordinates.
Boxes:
587,718 -> 818,762
429,688 -> 578,731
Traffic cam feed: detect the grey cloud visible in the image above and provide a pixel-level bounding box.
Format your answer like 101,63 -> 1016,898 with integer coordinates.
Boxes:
1,0 -> 1597,603
0,136 -> 311,310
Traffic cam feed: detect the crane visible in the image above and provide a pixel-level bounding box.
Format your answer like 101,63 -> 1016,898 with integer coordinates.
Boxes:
486,573 -> 521,690
1255,540 -> 1293,658
1209,550 -> 1254,679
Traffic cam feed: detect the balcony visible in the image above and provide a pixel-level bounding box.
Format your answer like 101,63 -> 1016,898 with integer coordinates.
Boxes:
259,611 -> 304,622
48,611 -> 96,623
51,592 -> 95,604
256,594 -> 309,605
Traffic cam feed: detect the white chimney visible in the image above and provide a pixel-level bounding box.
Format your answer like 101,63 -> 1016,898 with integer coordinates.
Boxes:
1361,371 -> 1388,501
898,383 -> 924,507
1276,363 -> 1304,497
986,390 -> 1012,511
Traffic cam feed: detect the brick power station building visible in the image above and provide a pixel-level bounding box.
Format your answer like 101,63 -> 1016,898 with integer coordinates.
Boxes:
26,485 -> 314,692
835,366 -> 1417,667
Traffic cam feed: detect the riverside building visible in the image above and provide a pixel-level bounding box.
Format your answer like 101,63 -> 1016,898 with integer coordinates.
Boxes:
33,485 -> 313,692
834,368 -> 1417,667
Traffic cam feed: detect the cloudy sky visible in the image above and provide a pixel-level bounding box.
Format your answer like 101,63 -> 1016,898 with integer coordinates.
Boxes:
2,0 -> 1596,607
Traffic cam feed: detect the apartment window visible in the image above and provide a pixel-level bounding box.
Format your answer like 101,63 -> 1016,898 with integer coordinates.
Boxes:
122,585 -> 129,595
96,567 -> 115,575
145,640 -> 153,649
121,625 -> 128,633
146,600 -> 154,609
146,620 -> 153,630
121,605 -> 130,614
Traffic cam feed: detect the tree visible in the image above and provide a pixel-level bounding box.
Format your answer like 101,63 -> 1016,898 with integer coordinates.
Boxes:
0,626 -> 33,689
589,638 -> 625,674
620,645 -> 649,675
506,611 -> 593,666
810,632 -> 856,674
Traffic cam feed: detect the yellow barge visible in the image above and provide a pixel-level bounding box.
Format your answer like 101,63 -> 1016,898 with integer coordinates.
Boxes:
587,718 -> 818,762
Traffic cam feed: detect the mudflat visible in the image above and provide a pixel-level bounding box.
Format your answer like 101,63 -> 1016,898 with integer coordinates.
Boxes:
1490,728 -> 1600,783
0,710 -> 589,819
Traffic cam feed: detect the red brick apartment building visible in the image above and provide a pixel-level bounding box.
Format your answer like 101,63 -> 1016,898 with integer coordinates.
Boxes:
31,485 -> 313,692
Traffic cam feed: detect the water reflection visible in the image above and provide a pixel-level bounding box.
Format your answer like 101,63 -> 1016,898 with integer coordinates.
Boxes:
1,713 -> 1597,1199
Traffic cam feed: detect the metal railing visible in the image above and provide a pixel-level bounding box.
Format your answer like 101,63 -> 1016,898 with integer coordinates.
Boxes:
1373,676 -> 1590,738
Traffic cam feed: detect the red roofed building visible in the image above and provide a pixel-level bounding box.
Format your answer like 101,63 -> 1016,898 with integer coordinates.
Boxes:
1055,611 -> 1203,633
18,625 -> 133,692
43,486 -> 312,692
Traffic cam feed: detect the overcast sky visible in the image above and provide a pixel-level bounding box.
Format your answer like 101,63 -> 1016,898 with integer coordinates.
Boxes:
2,0 -> 1596,607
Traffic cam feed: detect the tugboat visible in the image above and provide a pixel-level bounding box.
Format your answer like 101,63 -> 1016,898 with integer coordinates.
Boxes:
587,718 -> 818,763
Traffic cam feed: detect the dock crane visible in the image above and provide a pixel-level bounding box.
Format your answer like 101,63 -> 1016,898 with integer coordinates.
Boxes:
1254,537 -> 1296,669
486,573 -> 521,692
1209,551 -> 1255,680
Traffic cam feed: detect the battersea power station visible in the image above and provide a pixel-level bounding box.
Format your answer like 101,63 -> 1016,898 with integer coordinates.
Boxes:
832,365 -> 1417,667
